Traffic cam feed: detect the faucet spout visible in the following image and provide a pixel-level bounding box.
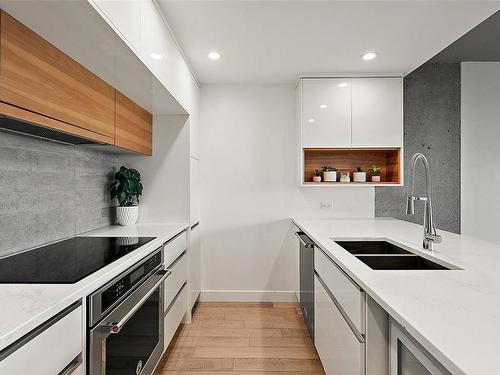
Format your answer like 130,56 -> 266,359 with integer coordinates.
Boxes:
406,153 -> 441,250
409,153 -> 432,199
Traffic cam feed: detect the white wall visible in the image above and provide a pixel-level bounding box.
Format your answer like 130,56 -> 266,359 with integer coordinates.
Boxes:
120,115 -> 190,223
199,84 -> 374,301
461,62 -> 500,243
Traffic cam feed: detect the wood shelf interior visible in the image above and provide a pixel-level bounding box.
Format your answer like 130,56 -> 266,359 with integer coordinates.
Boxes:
303,148 -> 401,184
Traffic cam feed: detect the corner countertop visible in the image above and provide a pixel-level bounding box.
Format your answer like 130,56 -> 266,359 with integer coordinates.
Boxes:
0,222 -> 188,352
293,217 -> 500,375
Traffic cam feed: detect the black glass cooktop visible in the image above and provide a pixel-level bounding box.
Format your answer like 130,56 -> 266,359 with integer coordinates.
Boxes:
0,237 -> 156,284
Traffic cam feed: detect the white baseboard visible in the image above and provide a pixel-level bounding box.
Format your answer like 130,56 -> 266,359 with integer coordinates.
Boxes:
200,290 -> 298,303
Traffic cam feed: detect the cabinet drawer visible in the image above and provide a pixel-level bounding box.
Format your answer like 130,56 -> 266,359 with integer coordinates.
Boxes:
164,284 -> 187,349
315,248 -> 365,333
0,303 -> 83,375
315,275 -> 365,375
164,252 -> 188,310
164,230 -> 187,266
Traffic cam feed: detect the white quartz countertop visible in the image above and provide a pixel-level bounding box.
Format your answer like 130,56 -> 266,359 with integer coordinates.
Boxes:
0,222 -> 188,352
293,217 -> 500,375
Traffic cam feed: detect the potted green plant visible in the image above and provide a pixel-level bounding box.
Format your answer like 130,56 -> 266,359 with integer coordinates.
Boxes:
370,165 -> 381,182
111,166 -> 143,226
353,167 -> 367,182
313,169 -> 322,183
322,166 -> 337,182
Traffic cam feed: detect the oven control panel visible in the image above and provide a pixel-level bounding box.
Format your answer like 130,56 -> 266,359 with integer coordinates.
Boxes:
100,250 -> 162,313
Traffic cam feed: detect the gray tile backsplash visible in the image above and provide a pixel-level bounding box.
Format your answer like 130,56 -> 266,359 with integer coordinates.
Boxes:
0,131 -> 118,256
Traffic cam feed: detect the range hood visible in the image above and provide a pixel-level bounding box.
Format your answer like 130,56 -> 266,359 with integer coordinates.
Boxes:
0,114 -> 104,145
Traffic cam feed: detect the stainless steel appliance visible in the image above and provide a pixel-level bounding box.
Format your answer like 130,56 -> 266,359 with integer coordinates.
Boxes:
88,247 -> 170,375
390,319 -> 449,374
296,231 -> 315,340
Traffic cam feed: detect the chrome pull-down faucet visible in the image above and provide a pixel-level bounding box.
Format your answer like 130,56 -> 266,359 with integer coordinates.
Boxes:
406,153 -> 442,250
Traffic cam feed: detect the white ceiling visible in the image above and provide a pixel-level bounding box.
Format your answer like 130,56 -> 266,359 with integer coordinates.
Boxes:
157,1 -> 500,84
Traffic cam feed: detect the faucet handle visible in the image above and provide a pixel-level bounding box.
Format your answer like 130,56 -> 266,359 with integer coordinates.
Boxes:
426,224 -> 442,244
406,196 -> 415,215
429,233 -> 442,244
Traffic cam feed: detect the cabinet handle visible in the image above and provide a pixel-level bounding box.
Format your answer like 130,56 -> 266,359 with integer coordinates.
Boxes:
105,269 -> 171,333
295,232 -> 315,248
59,353 -> 82,375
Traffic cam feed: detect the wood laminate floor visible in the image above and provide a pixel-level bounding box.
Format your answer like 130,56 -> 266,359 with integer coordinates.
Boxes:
154,302 -> 325,374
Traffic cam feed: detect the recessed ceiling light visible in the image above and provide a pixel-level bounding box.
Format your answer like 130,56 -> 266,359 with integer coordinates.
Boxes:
150,52 -> 163,60
308,118 -> 315,123
208,51 -> 221,60
338,83 -> 348,88
362,52 -> 378,61
319,104 -> 328,109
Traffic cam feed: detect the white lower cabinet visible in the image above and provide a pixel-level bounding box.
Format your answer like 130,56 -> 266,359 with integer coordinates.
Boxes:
164,230 -> 188,267
164,285 -> 188,349
189,223 -> 201,309
314,248 -> 389,375
314,274 -> 365,375
165,251 -> 188,310
0,303 -> 83,375
315,248 -> 365,333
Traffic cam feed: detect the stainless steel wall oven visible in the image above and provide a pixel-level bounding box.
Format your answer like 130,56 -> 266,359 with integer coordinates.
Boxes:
88,247 -> 170,375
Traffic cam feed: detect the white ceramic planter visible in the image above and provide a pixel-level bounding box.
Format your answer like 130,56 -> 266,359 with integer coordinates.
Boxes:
323,171 -> 337,182
371,175 -> 381,182
340,172 -> 350,183
313,175 -> 322,183
353,172 -> 367,182
116,206 -> 139,226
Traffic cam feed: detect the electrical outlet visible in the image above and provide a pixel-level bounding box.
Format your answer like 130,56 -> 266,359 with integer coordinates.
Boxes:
320,201 -> 334,209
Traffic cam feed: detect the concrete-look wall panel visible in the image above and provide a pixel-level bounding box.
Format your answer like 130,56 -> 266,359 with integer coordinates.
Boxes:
375,63 -> 461,234
0,131 -> 118,256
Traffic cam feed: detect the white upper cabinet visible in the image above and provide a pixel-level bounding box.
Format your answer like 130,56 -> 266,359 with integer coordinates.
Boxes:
90,0 -> 199,115
351,77 -> 402,147
91,0 -> 141,48
301,78 -> 351,148
299,77 -> 402,149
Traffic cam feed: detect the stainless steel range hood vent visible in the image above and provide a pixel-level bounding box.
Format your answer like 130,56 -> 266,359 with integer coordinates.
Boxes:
0,115 -> 104,145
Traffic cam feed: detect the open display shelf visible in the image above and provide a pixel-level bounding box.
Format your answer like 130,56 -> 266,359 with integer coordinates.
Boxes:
303,148 -> 401,186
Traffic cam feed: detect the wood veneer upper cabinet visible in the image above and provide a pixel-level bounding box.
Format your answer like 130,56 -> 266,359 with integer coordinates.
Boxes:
0,10 -> 115,139
115,91 -> 153,155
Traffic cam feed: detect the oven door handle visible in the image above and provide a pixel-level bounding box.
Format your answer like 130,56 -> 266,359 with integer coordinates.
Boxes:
105,268 -> 172,334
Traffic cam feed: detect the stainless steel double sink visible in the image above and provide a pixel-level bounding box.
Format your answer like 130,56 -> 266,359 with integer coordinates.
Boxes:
335,241 -> 452,270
